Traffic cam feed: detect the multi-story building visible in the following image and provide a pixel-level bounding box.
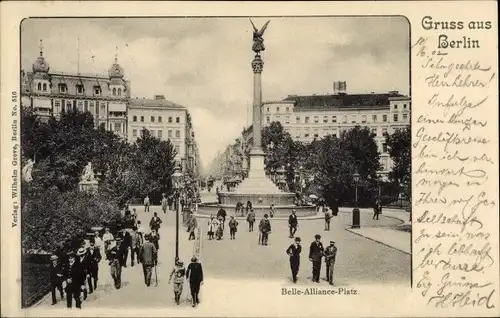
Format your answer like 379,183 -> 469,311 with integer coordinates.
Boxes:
262,85 -> 411,178
128,95 -> 200,175
21,44 -> 129,138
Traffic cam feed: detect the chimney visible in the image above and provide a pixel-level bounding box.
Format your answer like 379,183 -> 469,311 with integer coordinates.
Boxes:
154,95 -> 165,100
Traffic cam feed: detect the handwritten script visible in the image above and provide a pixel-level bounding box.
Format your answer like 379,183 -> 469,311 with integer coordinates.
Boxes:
413,17 -> 497,311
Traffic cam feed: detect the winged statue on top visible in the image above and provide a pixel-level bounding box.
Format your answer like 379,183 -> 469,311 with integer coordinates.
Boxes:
250,19 -> 271,55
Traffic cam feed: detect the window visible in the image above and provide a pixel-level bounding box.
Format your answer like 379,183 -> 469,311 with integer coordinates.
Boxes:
403,104 -> 407,109
296,116 -> 300,123
323,116 -> 328,123
393,114 -> 399,122
175,145 -> 180,153
168,117 -> 173,123
89,101 -> 94,114
84,101 -> 89,112
158,116 -> 162,123
304,132 -> 310,138
332,116 -> 337,123
314,116 -> 319,123
77,101 -> 83,112
286,107 -> 289,112
276,115 -> 281,120
112,88 -> 116,95
168,130 -> 172,138
118,88 -> 122,96
313,130 -> 319,138
362,115 -> 367,123
332,129 -> 338,137
114,122 -> 121,132
59,84 -> 67,93
394,104 -> 398,109
176,117 -> 180,123
305,116 -> 310,123
343,115 -> 347,123
372,115 -> 377,122
132,129 -> 137,137
42,83 -> 47,91
285,116 -> 290,124
101,104 -> 106,112
296,131 -> 301,138
37,83 -> 42,91
266,107 -> 270,112
54,100 -> 60,113
158,130 -> 163,138
403,113 -> 408,121
176,130 -> 181,138
276,107 -> 280,112
266,116 -> 270,123
61,100 -> 66,112
151,130 -> 155,137
151,116 -> 155,122
140,116 -> 144,122
77,85 -> 84,94
382,143 -> 388,153
382,114 -> 388,122
351,115 -> 356,124
133,116 -> 137,122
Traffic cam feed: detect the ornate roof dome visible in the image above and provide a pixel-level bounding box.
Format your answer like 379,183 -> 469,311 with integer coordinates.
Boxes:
32,40 -> 50,73
108,55 -> 124,79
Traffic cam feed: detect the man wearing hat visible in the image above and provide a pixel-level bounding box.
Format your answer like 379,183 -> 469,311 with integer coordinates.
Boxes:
324,240 -> 338,285
258,214 -> 272,246
308,234 -> 324,283
139,233 -> 157,287
186,256 -> 204,307
288,210 -> 298,238
102,228 -> 114,259
107,238 -> 122,289
76,247 -> 90,300
49,255 -> 65,305
285,237 -> 302,283
64,251 -> 85,309
87,239 -> 102,292
168,258 -> 186,305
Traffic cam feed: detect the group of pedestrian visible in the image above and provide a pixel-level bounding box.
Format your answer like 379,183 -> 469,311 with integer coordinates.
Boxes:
168,256 -> 204,307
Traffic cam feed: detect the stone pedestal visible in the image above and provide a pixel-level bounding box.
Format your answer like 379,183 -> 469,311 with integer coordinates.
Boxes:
79,180 -> 98,194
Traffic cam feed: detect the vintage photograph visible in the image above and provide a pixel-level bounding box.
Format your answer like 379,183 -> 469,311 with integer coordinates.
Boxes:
19,16 -> 411,310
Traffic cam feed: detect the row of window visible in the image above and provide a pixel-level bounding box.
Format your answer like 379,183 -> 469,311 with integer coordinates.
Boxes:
265,103 -> 409,113
37,82 -> 124,97
294,126 -> 401,138
131,128 -> 181,138
266,113 -> 409,124
132,115 -> 181,123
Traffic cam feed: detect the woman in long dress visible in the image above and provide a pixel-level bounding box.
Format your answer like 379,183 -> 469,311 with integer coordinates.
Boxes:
207,215 -> 218,240
216,216 -> 224,240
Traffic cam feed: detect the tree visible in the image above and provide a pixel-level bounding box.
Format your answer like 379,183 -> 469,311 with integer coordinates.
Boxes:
262,121 -> 294,174
385,127 -> 411,202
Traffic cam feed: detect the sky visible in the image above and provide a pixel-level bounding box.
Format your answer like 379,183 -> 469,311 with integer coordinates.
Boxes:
21,17 -> 410,170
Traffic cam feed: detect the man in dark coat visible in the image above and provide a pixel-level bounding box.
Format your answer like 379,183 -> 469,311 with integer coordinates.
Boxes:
309,234 -> 324,283
64,252 -> 85,309
324,240 -> 338,285
139,234 -> 157,287
288,210 -> 298,238
216,208 -> 227,230
76,247 -> 90,300
119,231 -> 130,267
149,212 -> 163,232
87,239 -> 101,291
286,237 -> 302,283
258,214 -> 272,246
186,256 -> 204,307
49,255 -> 65,305
373,198 -> 382,220
107,239 -> 122,289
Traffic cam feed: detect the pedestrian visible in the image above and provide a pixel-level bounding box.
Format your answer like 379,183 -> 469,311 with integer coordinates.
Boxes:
207,215 -> 217,240
331,199 -> 339,217
87,239 -> 101,292
373,198 -> 382,220
144,195 -> 151,213
324,240 -> 338,285
186,256 -> 204,307
93,231 -> 103,261
139,233 -> 157,287
137,220 -> 146,240
228,216 -> 239,240
246,200 -> 253,215
102,227 -> 114,259
64,251 -> 84,309
150,229 -> 161,251
246,209 -> 256,232
76,247 -> 90,300
149,212 -> 163,232
309,234 -> 324,283
286,237 -> 302,283
288,209 -> 298,238
169,258 -> 186,305
270,204 -> 275,218
107,239 -> 122,289
187,213 -> 198,241
130,226 -> 143,266
324,208 -> 332,231
119,231 -> 130,268
217,208 -> 227,230
215,217 -> 224,240
258,214 -> 272,246
168,195 -> 174,211
49,255 -> 65,305
161,193 -> 168,214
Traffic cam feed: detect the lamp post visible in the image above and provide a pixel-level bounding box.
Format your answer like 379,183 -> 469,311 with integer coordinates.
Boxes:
172,166 -> 183,260
353,171 -> 360,206
352,171 -> 361,229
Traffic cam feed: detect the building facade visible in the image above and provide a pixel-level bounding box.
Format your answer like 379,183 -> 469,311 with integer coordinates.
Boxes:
21,45 -> 129,138
262,89 -> 411,177
127,95 -> 200,175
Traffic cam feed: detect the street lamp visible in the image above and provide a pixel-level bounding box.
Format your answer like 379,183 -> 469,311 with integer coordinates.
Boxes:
172,166 -> 183,260
352,171 -> 361,229
353,171 -> 360,206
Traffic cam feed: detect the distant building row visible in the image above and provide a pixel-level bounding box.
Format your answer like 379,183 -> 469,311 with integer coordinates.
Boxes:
20,44 -> 200,175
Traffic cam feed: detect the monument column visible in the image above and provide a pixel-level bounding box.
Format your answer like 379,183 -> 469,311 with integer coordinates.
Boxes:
249,55 -> 266,178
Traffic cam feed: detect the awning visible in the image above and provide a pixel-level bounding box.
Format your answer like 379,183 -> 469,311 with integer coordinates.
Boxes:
108,102 -> 126,112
